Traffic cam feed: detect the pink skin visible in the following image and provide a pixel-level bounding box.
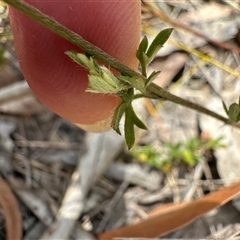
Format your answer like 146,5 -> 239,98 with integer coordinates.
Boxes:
9,1 -> 141,131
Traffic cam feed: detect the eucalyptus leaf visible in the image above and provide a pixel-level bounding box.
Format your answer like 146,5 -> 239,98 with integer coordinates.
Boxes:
124,107 -> 135,149
146,28 -> 173,63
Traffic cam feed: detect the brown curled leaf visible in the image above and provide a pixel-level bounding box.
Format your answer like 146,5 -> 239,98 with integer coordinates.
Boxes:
98,181 -> 240,239
0,177 -> 22,240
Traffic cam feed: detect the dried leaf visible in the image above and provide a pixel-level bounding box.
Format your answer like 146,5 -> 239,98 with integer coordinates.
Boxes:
0,177 -> 22,240
98,181 -> 240,239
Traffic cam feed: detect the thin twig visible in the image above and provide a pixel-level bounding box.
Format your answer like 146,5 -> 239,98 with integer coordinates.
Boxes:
14,140 -> 81,149
97,180 -> 129,233
148,83 -> 235,126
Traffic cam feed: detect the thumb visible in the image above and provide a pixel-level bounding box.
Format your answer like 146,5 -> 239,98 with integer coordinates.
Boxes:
9,0 -> 141,132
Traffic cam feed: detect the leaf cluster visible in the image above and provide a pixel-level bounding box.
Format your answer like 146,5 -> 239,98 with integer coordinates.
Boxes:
131,136 -> 225,172
67,52 -> 148,149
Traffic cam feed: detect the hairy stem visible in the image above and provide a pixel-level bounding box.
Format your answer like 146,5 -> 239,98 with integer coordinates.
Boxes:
148,84 -> 235,125
4,0 -> 240,129
5,0 -> 138,78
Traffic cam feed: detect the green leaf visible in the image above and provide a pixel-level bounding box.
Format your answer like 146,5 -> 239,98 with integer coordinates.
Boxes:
117,87 -> 134,103
137,52 -> 149,76
66,51 -> 99,71
228,103 -> 240,122
124,107 -> 135,149
187,137 -> 203,151
182,149 -> 196,167
117,75 -> 135,88
136,36 -> 149,75
87,65 -> 129,94
145,71 -> 161,87
136,50 -> 148,63
111,103 -> 127,135
138,35 -> 148,54
146,28 -> 173,63
129,105 -> 147,130
206,137 -> 226,149
222,101 -> 229,115
118,76 -> 146,93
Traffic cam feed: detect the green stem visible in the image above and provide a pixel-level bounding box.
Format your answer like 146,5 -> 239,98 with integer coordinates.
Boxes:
141,64 -> 147,78
148,84 -> 236,126
5,0 -> 138,78
4,0 -> 240,129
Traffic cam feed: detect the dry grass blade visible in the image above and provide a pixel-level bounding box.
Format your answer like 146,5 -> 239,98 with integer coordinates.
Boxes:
143,1 -> 240,54
98,181 -> 240,239
169,39 -> 240,79
0,177 -> 22,240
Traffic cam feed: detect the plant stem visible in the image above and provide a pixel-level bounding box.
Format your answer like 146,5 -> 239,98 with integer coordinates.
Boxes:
5,0 -> 138,78
5,0 -> 240,129
148,84 -> 235,125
